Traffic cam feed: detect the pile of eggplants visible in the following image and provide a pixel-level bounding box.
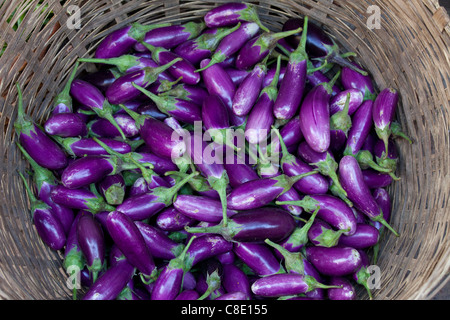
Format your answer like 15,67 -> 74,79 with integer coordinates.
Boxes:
15,2 -> 412,301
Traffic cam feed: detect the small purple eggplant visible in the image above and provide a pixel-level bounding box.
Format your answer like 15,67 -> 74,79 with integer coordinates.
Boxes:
52,62 -> 80,113
327,277 -> 356,300
298,71 -> 340,153
63,214 -> 84,299
373,138 -> 399,173
138,41 -> 200,85
183,234 -> 233,272
87,113 -> 138,139
53,136 -> 131,157
330,89 -> 364,116
120,104 -> 186,159
98,174 -> 126,205
134,21 -> 206,51
176,290 -> 200,300
129,174 -> 170,197
305,245 -> 362,276
14,84 -> 68,170
199,58 -> 245,127
185,207 -> 297,243
233,242 -> 285,276
251,273 -> 340,298
44,112 -> 87,138
18,171 -> 66,251
174,195 -> 238,223
131,82 -> 201,124
150,236 -> 197,300
277,194 -> 357,236
196,22 -> 260,72
232,60 -> 267,116
50,185 -> 115,214
203,2 -> 269,32
245,56 -> 282,144
70,79 -> 127,140
235,26 -> 303,70
263,63 -> 287,87
222,263 -> 252,299
106,210 -> 158,283
226,171 -> 318,211
17,143 -> 74,234
338,223 -> 380,249
104,58 -> 182,105
371,187 -> 392,264
362,169 -> 393,189
173,24 -> 241,65
273,127 -> 330,195
341,61 -> 376,101
343,100 -> 374,157
115,171 -> 198,221
273,17 -> 309,120
135,221 -> 185,260
339,155 -> 399,236
77,211 -> 105,282
156,207 -> 195,232
94,22 -> 171,59
267,114 -> 303,155
352,249 -> 373,299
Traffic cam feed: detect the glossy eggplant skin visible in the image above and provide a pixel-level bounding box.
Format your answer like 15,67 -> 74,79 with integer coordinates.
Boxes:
343,100 -> 374,156
233,242 -> 285,276
305,246 -> 362,276
44,113 -> 87,138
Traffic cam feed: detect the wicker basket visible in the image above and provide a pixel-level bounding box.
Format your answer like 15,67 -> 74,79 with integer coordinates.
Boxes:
0,0 -> 448,300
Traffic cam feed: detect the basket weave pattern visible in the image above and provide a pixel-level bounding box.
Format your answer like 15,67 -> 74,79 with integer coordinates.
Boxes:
0,0 -> 449,300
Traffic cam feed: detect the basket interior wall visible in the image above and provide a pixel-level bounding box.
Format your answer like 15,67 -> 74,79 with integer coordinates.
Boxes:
0,0 -> 448,300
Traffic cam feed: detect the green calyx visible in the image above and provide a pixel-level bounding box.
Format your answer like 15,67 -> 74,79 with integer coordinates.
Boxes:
390,121 -> 413,144
168,235 -> 196,271
14,83 -> 35,136
197,269 -> 222,300
273,171 -> 318,197
195,23 -> 241,51
119,104 -> 147,130
356,150 -> 400,181
142,57 -> 182,86
260,55 -> 281,102
264,239 -> 306,275
166,171 -> 212,193
103,183 -> 125,205
128,22 -> 172,42
132,82 -> 177,115
238,4 -> 270,33
311,226 -> 349,248
281,205 -> 320,250
354,265 -> 373,300
289,16 -> 309,64
319,69 -> 341,95
206,170 -> 230,227
95,101 -> 127,141
17,170 -> 50,219
253,26 -> 303,56
54,61 -> 79,112
182,21 -> 206,39
275,195 -> 320,213
309,152 -> 348,199
78,55 -> 140,73
151,171 -> 199,207
330,92 -> 352,137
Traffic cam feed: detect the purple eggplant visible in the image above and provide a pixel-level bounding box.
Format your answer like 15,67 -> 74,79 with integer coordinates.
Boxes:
14,84 -> 68,170
225,67 -> 251,86
120,104 -> 186,159
298,71 -> 340,153
94,22 -> 171,59
282,17 -> 368,75
307,218 -> 349,247
233,242 -> 285,276
129,174 -> 170,197
52,62 -> 80,113
183,234 -> 233,272
273,127 -> 329,195
70,79 -> 128,140
214,292 -> 249,300
199,58 -> 245,127
81,68 -> 120,94
297,141 -> 349,203
138,41 -> 200,85
44,112 -> 87,138
106,210 -> 157,283
18,171 -> 66,251
251,273 -> 340,298
63,214 -> 84,299
330,88 -> 364,116
226,171 -> 317,211
371,187 -> 392,263
267,114 -> 303,156
235,26 -> 303,70
362,169 -> 393,189
341,61 -> 376,101
17,143 -> 74,234
131,151 -> 178,176
222,263 -> 252,299
277,194 -> 357,236
98,174 -> 126,205
131,82 -> 201,124
305,245 -> 362,276
372,88 -> 408,157
204,2 -> 269,32
88,114 -> 138,139
327,277 -> 356,300
135,221 -> 185,260
232,60 -> 267,116
174,195 -> 238,223
50,185 -> 115,214
176,290 -> 200,300
53,136 -> 131,157
115,171 -> 198,221
197,22 -> 260,72
338,223 -> 380,249
245,56 -> 282,144
339,155 -> 399,236
352,249 -> 373,299
104,58 -> 182,105
273,17 -> 309,120
343,100 -> 374,157
223,155 -> 259,189
82,258 -> 135,300
150,236 -> 197,300
174,24 -> 241,65
134,21 -> 206,51
185,207 -> 297,243
77,211 -> 105,282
